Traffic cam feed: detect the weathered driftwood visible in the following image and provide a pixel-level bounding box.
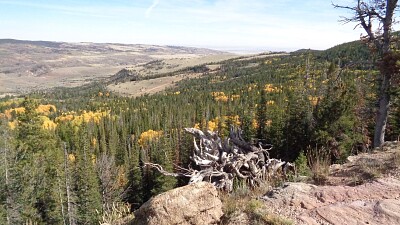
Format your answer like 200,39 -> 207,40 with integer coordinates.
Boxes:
145,126 -> 295,191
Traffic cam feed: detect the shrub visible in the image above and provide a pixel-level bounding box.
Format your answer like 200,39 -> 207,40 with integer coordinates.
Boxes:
98,202 -> 133,225
294,151 -> 311,176
307,146 -> 331,185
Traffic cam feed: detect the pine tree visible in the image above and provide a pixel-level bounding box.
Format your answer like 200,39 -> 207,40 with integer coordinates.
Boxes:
256,89 -> 268,140
0,118 -> 11,225
10,97 -> 63,224
73,125 -> 102,225
124,141 -> 143,210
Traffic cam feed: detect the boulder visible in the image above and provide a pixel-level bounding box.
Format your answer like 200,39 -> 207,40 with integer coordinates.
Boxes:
131,182 -> 223,225
262,178 -> 400,224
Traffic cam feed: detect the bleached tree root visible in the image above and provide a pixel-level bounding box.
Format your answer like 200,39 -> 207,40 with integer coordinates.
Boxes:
145,126 -> 295,191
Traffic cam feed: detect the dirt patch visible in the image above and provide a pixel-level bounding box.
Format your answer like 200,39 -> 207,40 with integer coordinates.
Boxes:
234,52 -> 289,61
107,73 -> 201,97
122,54 -> 236,78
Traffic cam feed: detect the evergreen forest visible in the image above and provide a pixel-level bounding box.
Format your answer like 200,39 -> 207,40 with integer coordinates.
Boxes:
1,39 -> 400,224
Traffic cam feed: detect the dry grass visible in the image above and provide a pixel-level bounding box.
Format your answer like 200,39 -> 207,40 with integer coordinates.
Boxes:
328,142 -> 400,185
359,158 -> 385,179
307,146 -> 331,185
107,72 -> 201,97
98,202 -> 134,225
356,145 -> 400,180
392,150 -> 400,166
262,214 -> 293,225
220,185 -> 293,225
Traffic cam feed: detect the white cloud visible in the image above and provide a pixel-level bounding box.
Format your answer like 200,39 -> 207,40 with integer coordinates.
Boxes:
145,0 -> 160,18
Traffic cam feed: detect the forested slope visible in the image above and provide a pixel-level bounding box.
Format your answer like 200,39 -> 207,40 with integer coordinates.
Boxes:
0,39 -> 399,224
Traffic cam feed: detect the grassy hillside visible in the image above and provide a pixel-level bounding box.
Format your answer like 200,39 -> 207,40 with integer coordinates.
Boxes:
0,39 -> 232,94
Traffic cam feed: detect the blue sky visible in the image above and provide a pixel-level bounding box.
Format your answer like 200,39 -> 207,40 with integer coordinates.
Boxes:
0,0 -> 364,52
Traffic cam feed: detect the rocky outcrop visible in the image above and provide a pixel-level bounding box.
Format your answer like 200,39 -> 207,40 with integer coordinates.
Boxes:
262,178 -> 400,224
108,68 -> 140,84
261,144 -> 400,225
131,182 -> 223,225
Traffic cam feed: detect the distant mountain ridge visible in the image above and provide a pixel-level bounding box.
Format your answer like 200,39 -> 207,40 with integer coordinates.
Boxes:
0,38 -> 229,94
0,39 -> 224,54
0,39 -> 64,48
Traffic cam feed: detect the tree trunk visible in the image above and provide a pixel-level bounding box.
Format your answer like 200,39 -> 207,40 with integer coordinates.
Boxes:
333,0 -> 398,148
57,177 -> 66,225
374,72 -> 391,147
372,0 -> 398,148
63,143 -> 76,225
3,131 -> 10,225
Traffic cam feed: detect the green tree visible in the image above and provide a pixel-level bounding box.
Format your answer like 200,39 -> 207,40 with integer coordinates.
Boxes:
256,89 -> 268,140
73,125 -> 102,225
124,145 -> 143,210
334,0 -> 399,147
10,97 -> 63,224
0,118 -> 12,225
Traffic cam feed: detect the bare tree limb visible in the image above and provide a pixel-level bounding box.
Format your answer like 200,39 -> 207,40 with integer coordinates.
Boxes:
145,127 -> 296,191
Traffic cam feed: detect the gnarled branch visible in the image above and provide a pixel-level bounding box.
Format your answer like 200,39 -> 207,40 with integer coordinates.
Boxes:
144,127 -> 296,191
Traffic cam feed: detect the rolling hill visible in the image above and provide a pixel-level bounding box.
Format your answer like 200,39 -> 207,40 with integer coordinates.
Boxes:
0,39 -> 234,96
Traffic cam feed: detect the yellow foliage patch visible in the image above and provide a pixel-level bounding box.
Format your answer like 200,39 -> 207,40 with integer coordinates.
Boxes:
198,115 -> 241,132
4,109 -> 57,130
55,114 -> 74,123
138,130 -> 163,147
2,104 -> 56,120
216,95 -> 229,102
36,104 -> 56,115
264,84 -> 281,93
252,119 -> 272,129
3,107 -> 25,119
92,154 -> 96,165
55,111 -> 108,126
225,115 -> 241,127
68,154 -> 76,162
248,84 -> 258,91
212,92 -> 241,102
211,92 -> 229,102
0,98 -> 23,108
252,119 -> 258,130
208,120 -> 218,132
91,137 -> 97,147
116,167 -> 128,188
8,120 -> 18,130
41,116 -> 57,130
231,94 -> 240,101
308,96 -> 320,106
